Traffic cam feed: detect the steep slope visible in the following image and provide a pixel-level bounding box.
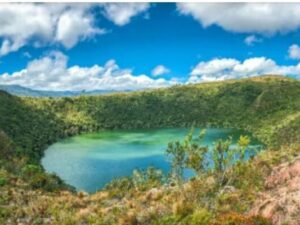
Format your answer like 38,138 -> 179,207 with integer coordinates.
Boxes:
0,91 -> 66,161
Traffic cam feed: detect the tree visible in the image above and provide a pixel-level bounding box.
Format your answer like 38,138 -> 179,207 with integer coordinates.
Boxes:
166,140 -> 186,184
212,135 -> 251,186
185,129 -> 209,176
237,135 -> 250,161
166,129 -> 209,184
212,138 -> 233,174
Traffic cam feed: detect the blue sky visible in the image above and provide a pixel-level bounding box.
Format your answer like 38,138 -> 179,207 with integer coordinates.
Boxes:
1,3 -> 300,91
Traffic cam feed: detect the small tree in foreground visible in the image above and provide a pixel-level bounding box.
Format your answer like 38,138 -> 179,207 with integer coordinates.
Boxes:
212,135 -> 251,186
166,129 -> 209,185
166,129 -> 252,187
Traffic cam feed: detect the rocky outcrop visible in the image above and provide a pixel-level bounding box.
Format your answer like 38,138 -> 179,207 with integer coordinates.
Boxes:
251,156 -> 300,225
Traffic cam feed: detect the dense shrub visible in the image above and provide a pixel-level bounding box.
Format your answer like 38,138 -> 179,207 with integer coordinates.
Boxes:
21,164 -> 67,191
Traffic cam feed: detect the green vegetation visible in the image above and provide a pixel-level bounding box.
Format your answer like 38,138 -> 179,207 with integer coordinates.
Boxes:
104,167 -> 165,198
166,129 -> 208,183
0,75 -> 300,224
1,75 -> 300,161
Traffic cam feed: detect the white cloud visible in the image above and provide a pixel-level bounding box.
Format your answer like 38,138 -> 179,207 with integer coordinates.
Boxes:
190,58 -> 239,77
177,3 -> 300,35
189,57 -> 300,82
151,65 -> 170,76
0,39 -> 25,56
0,3 -> 152,56
55,8 -> 105,48
288,44 -> 300,60
2,52 -> 299,90
244,35 -> 262,46
101,3 -> 150,26
0,3 -> 103,55
0,51 -> 174,91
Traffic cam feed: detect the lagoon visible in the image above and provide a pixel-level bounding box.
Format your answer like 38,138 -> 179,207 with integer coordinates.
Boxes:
42,128 -> 261,193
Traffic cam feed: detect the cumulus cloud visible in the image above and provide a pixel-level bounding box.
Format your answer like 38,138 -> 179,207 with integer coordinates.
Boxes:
244,35 -> 262,46
101,3 -> 150,26
151,65 -> 170,76
55,8 -> 105,48
288,44 -> 300,60
189,57 -> 300,82
0,39 -> 25,56
0,51 -> 173,91
0,3 -> 102,55
177,3 -> 300,35
0,3 -> 151,56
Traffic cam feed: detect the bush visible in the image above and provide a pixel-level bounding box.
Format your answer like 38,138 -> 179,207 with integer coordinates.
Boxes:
21,164 -> 43,177
189,208 -> 212,225
105,177 -> 134,198
21,164 -> 66,191
0,177 -> 6,186
0,169 -> 9,187
212,212 -> 272,225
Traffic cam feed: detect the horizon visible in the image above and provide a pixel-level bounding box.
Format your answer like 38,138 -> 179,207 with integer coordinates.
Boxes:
1,74 -> 294,92
1,3 -> 300,91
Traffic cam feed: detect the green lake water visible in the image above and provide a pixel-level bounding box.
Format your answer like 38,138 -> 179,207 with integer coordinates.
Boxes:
41,128 -> 262,193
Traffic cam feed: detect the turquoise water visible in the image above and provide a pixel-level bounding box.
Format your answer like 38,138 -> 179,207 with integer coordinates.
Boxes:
42,128 -> 261,193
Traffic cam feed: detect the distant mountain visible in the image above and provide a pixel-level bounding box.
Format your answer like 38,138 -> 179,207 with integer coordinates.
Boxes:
0,84 -> 127,97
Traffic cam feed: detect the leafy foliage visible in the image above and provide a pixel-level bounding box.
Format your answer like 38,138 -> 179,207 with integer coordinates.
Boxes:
105,167 -> 164,198
166,129 -> 208,183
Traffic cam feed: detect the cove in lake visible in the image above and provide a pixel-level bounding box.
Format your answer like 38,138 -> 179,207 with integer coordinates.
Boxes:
42,128 -> 262,193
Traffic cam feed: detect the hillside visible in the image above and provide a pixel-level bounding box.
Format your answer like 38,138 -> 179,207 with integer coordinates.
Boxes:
1,75 -> 300,160
0,75 -> 300,224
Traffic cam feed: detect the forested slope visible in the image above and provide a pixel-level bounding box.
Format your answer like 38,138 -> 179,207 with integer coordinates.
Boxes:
1,75 -> 300,162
